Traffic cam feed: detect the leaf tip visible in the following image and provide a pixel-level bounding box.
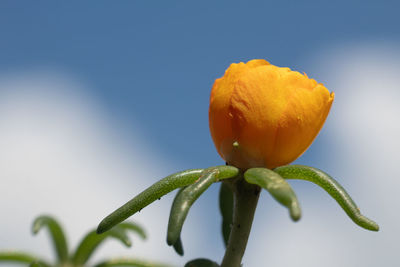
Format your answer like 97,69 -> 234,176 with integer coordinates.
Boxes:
290,211 -> 301,222
96,222 -> 108,234
364,219 -> 380,232
170,237 -> 184,256
175,246 -> 184,256
371,224 -> 380,232
31,220 -> 42,235
290,203 -> 301,222
355,214 -> 380,232
32,225 -> 40,235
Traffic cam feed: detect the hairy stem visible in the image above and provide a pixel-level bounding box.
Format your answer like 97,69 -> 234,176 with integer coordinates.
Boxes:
221,176 -> 260,267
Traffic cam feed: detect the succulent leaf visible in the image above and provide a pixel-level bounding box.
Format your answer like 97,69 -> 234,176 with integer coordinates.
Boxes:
73,226 -> 131,265
32,215 -> 69,263
166,169 -> 219,252
97,169 -> 204,234
244,168 -> 301,221
274,165 -> 379,231
219,182 -> 234,247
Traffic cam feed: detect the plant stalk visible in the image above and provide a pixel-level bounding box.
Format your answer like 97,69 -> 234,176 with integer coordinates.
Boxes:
221,176 -> 260,267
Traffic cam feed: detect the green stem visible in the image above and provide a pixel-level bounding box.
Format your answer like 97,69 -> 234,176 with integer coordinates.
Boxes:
221,176 -> 260,267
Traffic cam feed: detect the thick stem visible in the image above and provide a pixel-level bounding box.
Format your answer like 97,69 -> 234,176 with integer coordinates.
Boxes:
221,177 -> 260,267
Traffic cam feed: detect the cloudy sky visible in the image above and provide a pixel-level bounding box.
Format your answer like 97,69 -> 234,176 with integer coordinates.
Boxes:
0,1 -> 399,267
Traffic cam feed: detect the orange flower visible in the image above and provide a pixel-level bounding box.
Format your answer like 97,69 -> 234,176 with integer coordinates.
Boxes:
209,59 -> 334,169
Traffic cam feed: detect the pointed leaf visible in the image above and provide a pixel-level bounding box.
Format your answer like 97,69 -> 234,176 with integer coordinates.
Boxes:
274,165 -> 379,231
165,187 -> 186,256
0,252 -> 51,267
73,226 -> 131,265
184,258 -> 220,267
118,222 -> 147,240
167,169 -> 219,251
219,182 -> 233,247
32,215 -> 69,263
97,169 -> 204,234
244,168 -> 301,221
172,236 -> 184,256
94,257 -> 173,267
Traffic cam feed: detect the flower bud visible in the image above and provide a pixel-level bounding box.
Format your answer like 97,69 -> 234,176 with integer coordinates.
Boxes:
209,59 -> 334,169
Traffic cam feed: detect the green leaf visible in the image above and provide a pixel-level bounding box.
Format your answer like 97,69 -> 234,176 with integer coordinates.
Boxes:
244,168 -> 301,221
97,169 -> 204,234
97,166 -> 238,235
0,251 -> 37,263
219,182 -> 234,247
94,257 -> 174,267
166,169 -> 219,252
72,226 -> 131,266
118,222 -> 147,240
184,258 -> 220,267
29,261 -> 49,267
32,215 -> 69,263
172,235 -> 184,256
274,165 -> 379,231
0,252 -> 51,267
212,165 -> 239,181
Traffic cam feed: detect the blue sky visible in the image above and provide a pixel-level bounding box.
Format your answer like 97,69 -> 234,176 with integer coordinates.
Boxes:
1,0 -> 399,168
0,1 -> 399,267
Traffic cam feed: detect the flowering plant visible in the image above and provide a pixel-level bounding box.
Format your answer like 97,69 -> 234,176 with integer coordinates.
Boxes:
97,60 -> 378,267
0,214 -> 170,267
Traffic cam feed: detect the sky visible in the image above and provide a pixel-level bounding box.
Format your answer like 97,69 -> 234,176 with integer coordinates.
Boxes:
0,1 -> 399,267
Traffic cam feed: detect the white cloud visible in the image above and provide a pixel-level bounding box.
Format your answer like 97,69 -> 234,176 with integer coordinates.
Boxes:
245,42 -> 400,267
